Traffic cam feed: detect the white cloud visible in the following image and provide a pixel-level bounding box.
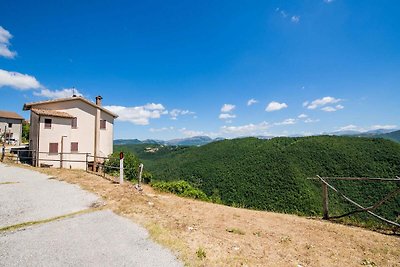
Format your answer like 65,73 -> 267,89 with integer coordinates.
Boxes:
220,121 -> 270,136
298,114 -> 308,119
306,96 -> 342,110
275,118 -> 297,126
33,88 -> 82,99
321,104 -> 344,112
302,101 -> 309,107
370,125 -> 398,130
169,109 -> 195,120
0,26 -> 17,59
304,118 -> 320,123
324,0 -> 335,3
105,103 -> 167,125
338,124 -> 398,132
291,16 -> 300,23
149,127 -> 174,133
247,98 -> 258,106
338,125 -> 364,132
0,69 -> 41,90
219,113 -> 236,120
221,104 -> 236,113
266,101 -> 288,112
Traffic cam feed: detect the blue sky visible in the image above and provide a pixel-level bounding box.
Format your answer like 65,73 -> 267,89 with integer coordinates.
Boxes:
1,0 -> 399,140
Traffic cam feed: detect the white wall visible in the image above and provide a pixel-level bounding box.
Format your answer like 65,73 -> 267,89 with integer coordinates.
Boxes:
0,118 -> 23,145
29,98 -> 115,170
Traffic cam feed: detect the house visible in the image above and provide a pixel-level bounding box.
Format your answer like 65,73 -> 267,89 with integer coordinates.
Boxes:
23,95 -> 118,169
0,110 -> 24,145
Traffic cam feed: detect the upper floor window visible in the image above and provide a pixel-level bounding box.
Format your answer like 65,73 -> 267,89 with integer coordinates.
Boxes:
100,119 -> 106,130
44,118 -> 52,129
71,117 -> 78,129
8,123 -> 12,128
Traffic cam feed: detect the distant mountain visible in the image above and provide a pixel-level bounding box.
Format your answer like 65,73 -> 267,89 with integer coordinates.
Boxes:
167,136 -> 213,146
114,129 -> 400,146
114,136 -> 224,146
114,139 -> 143,145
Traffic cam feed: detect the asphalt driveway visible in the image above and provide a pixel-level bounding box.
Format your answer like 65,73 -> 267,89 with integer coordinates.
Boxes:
0,163 -> 182,267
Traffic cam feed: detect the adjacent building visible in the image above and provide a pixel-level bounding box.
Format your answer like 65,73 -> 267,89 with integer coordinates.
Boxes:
0,110 -> 24,145
23,95 -> 118,169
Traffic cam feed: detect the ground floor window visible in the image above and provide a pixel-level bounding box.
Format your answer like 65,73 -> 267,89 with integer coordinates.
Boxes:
49,143 -> 58,154
71,142 -> 79,152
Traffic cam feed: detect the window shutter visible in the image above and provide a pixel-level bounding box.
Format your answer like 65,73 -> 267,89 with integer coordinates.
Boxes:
49,143 -> 58,154
71,142 -> 79,152
100,119 -> 106,129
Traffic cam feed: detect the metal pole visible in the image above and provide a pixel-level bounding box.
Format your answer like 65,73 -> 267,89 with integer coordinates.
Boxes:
1,126 -> 6,162
119,157 -> 124,184
322,183 -> 329,219
85,153 -> 88,172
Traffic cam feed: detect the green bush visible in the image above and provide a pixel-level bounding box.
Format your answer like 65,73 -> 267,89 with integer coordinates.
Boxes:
151,180 -> 209,201
104,151 -> 140,180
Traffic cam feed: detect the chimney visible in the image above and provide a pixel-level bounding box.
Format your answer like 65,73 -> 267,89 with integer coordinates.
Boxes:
95,96 -> 103,106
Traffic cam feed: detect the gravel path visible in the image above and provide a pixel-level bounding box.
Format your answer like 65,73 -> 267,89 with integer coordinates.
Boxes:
0,163 -> 182,267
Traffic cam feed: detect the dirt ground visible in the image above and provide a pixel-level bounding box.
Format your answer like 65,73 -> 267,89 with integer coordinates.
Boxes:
14,165 -> 400,267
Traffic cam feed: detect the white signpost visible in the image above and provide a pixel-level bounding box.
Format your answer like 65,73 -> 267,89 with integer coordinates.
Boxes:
119,152 -> 124,185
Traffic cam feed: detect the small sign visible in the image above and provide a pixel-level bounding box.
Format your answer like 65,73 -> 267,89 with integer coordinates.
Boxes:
119,152 -> 124,159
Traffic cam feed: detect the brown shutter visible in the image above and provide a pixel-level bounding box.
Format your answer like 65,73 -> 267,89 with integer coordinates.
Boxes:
71,142 -> 79,152
100,119 -> 106,129
49,143 -> 58,154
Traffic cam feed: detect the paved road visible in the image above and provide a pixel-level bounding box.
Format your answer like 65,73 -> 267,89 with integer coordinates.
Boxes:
0,163 -> 182,267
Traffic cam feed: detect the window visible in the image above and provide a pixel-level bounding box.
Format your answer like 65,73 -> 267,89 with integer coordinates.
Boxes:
100,119 -> 106,129
44,118 -> 52,129
49,143 -> 58,154
71,117 -> 78,129
8,123 -> 12,128
71,142 -> 79,152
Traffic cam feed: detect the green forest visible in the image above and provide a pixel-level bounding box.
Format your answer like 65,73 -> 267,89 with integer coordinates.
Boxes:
115,136 -> 400,227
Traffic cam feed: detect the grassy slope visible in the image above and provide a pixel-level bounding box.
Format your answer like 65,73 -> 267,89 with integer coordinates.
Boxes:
115,136 -> 400,224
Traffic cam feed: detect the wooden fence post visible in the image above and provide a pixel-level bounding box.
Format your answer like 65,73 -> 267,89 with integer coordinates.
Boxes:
322,183 -> 329,219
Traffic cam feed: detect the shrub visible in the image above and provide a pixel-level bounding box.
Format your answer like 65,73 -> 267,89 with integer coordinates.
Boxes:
104,151 -> 140,180
151,180 -> 209,201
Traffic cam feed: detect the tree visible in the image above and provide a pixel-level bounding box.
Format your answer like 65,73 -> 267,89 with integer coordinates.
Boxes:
22,121 -> 30,143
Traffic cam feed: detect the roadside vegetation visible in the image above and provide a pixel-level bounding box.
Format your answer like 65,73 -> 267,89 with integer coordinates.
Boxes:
115,136 -> 400,229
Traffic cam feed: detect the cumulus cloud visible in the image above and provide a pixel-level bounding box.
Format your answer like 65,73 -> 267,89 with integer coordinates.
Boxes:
0,69 -> 41,90
247,98 -> 258,106
169,109 -> 195,120
321,104 -> 344,112
219,113 -> 236,120
306,96 -> 343,110
149,127 -> 174,132
338,125 -> 364,132
0,26 -> 17,59
304,118 -> 320,123
266,101 -> 288,112
298,114 -> 308,119
105,103 -> 167,125
33,88 -> 82,99
274,118 -> 297,126
221,104 -> 236,113
370,125 -> 398,130
220,121 -> 270,136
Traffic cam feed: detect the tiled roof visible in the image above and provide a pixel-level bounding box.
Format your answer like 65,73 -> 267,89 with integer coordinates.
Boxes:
23,96 -> 118,118
0,110 -> 24,120
31,108 -> 75,119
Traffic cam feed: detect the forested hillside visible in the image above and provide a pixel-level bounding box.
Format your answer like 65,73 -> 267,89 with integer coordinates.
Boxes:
115,136 -> 400,225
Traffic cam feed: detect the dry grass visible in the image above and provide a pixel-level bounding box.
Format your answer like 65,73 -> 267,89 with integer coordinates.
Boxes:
8,164 -> 400,267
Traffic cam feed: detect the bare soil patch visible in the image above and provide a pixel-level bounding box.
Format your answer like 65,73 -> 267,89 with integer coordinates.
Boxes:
13,165 -> 400,266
